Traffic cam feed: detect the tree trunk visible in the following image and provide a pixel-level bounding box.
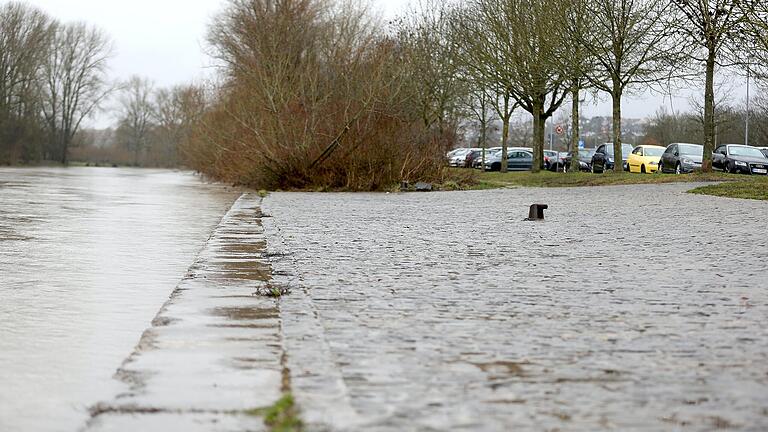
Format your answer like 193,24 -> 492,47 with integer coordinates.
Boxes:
532,98 -> 545,173
500,94 -> 510,173
702,50 -> 716,172
611,80 -> 623,173
569,83 -> 580,173
59,131 -> 68,165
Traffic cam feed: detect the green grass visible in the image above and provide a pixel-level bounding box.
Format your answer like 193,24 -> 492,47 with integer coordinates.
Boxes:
246,394 -> 302,432
470,169 -> 736,189
441,168 -> 768,201
689,178 -> 768,201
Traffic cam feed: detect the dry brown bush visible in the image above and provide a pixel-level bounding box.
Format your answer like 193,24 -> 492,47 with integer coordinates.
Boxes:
180,0 -> 455,191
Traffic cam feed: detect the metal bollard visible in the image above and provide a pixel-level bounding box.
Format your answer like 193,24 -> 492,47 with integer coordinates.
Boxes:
525,204 -> 548,221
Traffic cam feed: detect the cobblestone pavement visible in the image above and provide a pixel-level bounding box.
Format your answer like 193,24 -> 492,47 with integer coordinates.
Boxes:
85,194 -> 283,432
263,184 -> 768,431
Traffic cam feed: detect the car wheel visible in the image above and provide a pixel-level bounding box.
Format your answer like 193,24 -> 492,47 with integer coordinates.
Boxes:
725,162 -> 732,174
492,162 -> 500,172
641,164 -> 646,174
675,163 -> 682,175
658,162 -> 664,173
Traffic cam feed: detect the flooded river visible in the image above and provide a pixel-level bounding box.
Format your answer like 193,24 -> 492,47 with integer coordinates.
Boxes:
0,167 -> 239,432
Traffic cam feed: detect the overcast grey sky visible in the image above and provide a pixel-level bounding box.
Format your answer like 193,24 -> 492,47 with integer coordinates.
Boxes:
18,0 -> 748,128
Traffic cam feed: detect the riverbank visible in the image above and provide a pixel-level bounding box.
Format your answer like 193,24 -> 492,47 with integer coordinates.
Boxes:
85,194 -> 287,431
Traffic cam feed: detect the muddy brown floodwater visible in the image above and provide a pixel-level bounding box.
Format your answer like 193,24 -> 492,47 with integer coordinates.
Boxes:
0,167 -> 239,432
263,184 -> 768,431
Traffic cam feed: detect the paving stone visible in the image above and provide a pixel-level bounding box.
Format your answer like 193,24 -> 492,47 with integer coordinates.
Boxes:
264,184 -> 768,431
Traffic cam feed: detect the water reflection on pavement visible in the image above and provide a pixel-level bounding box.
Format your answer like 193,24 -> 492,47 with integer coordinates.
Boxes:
0,167 -> 238,432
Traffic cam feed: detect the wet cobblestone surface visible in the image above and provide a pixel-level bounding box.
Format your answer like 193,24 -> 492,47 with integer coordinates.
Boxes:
264,184 -> 768,431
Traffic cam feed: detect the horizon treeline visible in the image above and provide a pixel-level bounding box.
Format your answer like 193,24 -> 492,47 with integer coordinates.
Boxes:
0,2 -> 111,165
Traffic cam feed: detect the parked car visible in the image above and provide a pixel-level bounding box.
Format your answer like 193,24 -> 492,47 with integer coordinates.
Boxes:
462,149 -> 485,168
659,143 -> 703,174
484,148 -> 534,171
627,145 -> 666,174
472,148 -> 502,168
448,148 -> 473,167
712,144 -> 768,175
543,150 -> 559,170
561,148 -> 597,172
591,143 -> 635,173
547,152 -> 570,172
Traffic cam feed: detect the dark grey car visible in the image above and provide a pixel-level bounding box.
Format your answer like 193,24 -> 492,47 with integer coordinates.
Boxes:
591,143 -> 634,173
713,145 -> 768,175
659,143 -> 703,174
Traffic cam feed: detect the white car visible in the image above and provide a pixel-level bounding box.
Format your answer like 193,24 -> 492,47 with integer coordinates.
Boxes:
448,148 -> 482,167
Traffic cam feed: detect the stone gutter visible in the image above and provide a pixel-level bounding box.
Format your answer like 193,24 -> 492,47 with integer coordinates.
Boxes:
83,194 -> 284,432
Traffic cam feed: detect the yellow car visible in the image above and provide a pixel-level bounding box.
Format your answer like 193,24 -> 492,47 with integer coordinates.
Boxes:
628,145 -> 666,173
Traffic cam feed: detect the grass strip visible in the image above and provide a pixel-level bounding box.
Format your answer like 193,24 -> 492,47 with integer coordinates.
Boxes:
246,394 -> 303,432
470,170 -> 737,189
688,179 -> 768,201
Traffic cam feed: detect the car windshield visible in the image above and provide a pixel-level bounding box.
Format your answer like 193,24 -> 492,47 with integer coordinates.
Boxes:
679,144 -> 703,156
729,146 -> 766,158
604,144 -> 634,155
644,147 -> 665,157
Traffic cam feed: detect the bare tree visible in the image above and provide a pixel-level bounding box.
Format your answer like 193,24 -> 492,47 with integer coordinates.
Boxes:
579,0 -> 678,172
453,4 -> 519,173
41,22 -> 112,164
461,85 -> 498,168
153,84 -> 207,166
740,0 -> 768,77
0,2 -> 54,161
460,0 -> 569,173
397,0 -> 466,135
115,76 -> 155,165
671,0 -> 748,171
556,0 -> 597,171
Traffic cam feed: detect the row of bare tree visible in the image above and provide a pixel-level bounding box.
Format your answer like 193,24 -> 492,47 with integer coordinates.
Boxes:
427,0 -> 768,173
643,92 -> 768,148
0,2 -> 111,165
185,0 -> 768,189
102,77 -> 207,167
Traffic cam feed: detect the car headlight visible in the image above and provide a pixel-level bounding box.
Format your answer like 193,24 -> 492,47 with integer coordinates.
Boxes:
735,161 -> 748,167
682,158 -> 693,165
649,161 -> 658,165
